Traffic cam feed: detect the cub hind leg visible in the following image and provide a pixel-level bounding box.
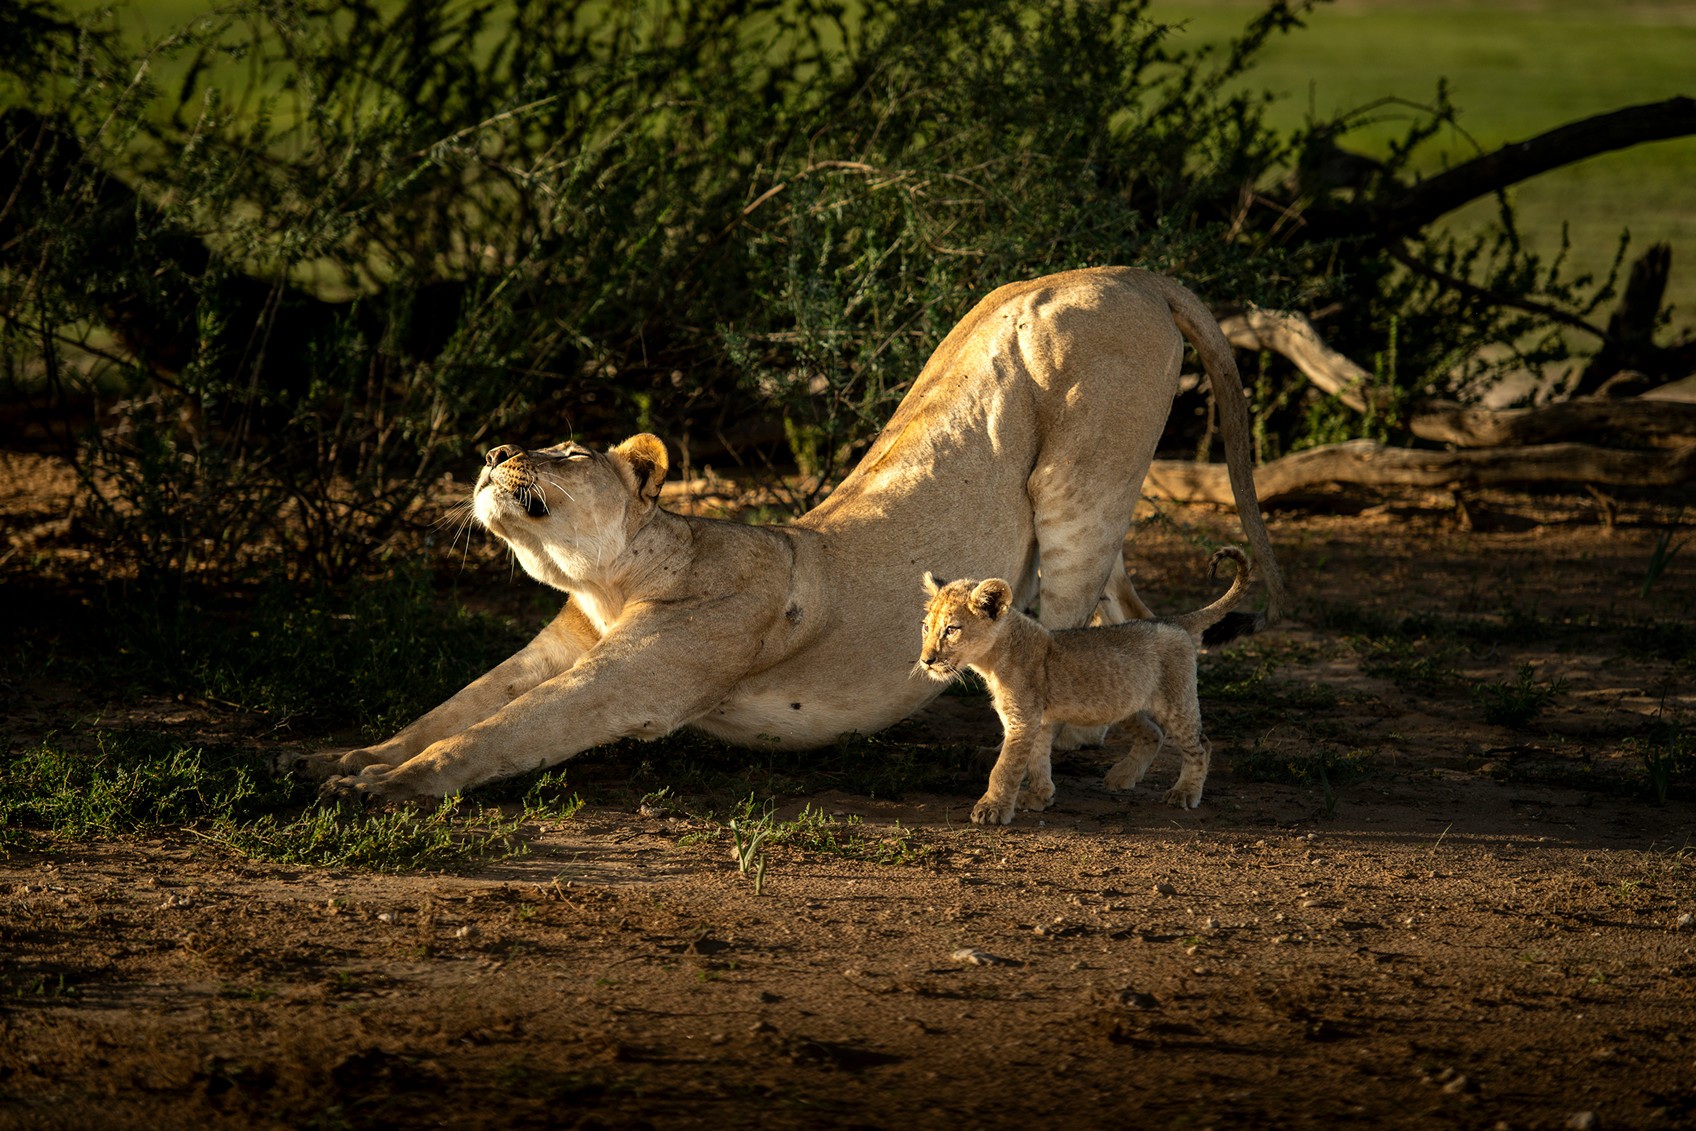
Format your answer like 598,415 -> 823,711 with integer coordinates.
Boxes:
1104,712 -> 1165,792
1159,707 -> 1212,810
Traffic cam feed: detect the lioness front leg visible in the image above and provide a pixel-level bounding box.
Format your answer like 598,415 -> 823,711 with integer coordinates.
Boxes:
321,616 -> 747,805
296,602 -> 595,781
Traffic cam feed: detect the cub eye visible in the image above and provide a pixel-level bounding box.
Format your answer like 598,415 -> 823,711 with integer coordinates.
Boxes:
944,625 -> 960,638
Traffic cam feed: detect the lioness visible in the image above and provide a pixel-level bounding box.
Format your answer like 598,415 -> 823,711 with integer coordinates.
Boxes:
918,547 -> 1251,825
303,267 -> 1284,803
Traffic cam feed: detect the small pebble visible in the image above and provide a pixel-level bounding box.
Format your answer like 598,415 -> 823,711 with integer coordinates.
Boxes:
1153,883 -> 1176,896
1676,913 -> 1693,931
1566,1113 -> 1600,1131
950,948 -> 1013,967
377,911 -> 395,924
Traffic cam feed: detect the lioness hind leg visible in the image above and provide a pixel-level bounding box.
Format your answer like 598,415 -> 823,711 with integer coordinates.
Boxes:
1104,712 -> 1164,792
1029,500 -> 1136,752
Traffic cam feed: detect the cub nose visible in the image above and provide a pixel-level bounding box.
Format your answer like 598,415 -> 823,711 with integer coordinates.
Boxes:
484,444 -> 522,468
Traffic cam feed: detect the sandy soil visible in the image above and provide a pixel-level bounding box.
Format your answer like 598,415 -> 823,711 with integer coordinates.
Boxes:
4,484 -> 1695,1130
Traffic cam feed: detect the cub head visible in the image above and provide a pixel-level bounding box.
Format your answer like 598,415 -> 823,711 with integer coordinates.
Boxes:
916,571 -> 1015,682
473,433 -> 669,590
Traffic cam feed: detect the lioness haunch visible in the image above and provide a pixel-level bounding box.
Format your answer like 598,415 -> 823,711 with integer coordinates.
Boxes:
303,268 -> 1283,804
918,548 -> 1252,825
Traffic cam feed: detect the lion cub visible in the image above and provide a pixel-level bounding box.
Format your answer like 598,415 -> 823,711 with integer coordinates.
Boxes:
918,547 -> 1252,825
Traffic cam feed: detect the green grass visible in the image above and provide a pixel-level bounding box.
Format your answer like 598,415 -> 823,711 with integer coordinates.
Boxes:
0,728 -> 583,869
1474,661 -> 1568,729
1151,0 -> 1696,328
703,797 -> 936,893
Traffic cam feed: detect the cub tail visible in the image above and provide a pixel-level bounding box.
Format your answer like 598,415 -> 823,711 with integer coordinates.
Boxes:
1172,546 -> 1256,645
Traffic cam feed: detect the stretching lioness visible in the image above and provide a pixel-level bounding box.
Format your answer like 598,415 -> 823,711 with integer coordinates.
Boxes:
301,267 -> 1284,804
918,547 -> 1252,825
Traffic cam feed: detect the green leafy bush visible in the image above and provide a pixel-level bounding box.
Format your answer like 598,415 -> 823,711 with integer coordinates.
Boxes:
0,0 -> 1627,584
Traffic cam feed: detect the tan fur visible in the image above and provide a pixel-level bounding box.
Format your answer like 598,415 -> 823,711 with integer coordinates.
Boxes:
299,268 -> 1284,804
918,548 -> 1252,825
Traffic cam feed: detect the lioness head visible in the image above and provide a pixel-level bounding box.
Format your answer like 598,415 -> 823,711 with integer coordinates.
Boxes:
917,571 -> 1014,681
473,433 -> 668,590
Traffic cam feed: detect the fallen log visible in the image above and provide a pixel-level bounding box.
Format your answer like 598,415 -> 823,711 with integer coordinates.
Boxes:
1218,309 -> 1371,412
1146,439 -> 1696,506
1409,397 -> 1696,448
1216,308 -> 1696,446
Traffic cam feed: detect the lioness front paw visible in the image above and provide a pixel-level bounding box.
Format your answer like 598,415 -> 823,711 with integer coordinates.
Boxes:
970,795 -> 1016,826
319,766 -> 434,808
292,747 -> 393,782
1162,783 -> 1203,810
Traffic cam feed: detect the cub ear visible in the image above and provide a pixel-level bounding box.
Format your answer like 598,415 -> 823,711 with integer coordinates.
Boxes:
922,571 -> 947,596
609,433 -> 669,502
969,578 -> 1013,621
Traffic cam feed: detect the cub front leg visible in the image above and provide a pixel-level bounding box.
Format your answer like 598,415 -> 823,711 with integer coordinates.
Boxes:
972,721 -> 1050,826
1015,725 -> 1058,813
295,602 -> 594,781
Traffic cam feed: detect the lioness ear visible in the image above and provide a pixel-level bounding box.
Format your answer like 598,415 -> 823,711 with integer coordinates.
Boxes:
922,571 -> 946,596
609,433 -> 669,503
969,579 -> 1013,621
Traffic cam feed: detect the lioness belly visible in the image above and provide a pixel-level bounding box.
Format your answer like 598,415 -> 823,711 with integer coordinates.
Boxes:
692,681 -> 934,749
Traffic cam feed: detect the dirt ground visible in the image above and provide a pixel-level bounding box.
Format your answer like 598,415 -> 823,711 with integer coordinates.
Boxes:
4,483 -> 1696,1130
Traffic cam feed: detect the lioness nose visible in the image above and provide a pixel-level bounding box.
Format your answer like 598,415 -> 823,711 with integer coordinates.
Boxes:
484,444 -> 521,468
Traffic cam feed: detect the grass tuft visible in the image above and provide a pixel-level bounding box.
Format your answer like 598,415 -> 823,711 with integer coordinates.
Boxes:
1475,663 -> 1567,729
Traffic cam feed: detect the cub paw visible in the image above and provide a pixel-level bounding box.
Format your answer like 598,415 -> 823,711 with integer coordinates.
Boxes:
970,795 -> 1016,826
1103,756 -> 1149,792
1053,724 -> 1108,751
1016,782 -> 1055,812
1162,784 -> 1203,810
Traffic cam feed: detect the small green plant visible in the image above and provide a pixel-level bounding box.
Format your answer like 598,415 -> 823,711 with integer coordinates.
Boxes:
1354,634 -> 1460,692
520,771 -> 584,821
1626,715 -> 1692,805
1475,663 -> 1567,729
727,812 -> 773,895
1641,518 -> 1685,598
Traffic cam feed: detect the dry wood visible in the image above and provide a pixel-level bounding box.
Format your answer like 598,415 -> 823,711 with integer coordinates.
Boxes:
1297,96 -> 1696,242
1218,310 -> 1371,412
1409,397 -> 1696,447
1146,439 -> 1696,506
1218,308 -> 1696,447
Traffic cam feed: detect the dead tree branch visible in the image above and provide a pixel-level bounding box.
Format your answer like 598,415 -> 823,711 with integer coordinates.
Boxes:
1296,96 -> 1696,243
1148,439 -> 1696,506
